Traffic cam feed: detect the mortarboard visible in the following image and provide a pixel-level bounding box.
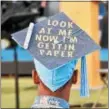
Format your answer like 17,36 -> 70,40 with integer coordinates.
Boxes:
12,12 -> 100,97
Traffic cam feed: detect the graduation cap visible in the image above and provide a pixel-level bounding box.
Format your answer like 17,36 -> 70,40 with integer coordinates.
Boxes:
12,12 -> 100,97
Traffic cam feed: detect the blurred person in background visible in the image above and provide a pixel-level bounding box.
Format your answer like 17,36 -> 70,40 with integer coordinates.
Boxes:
100,3 -> 108,48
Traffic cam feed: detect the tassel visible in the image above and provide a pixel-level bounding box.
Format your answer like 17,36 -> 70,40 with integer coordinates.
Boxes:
80,56 -> 89,97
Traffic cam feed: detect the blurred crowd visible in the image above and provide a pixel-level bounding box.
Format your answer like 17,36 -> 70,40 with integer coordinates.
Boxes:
1,1 -> 108,49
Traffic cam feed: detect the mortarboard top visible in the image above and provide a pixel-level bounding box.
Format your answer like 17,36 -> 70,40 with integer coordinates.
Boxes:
12,12 -> 100,97
12,12 -> 100,70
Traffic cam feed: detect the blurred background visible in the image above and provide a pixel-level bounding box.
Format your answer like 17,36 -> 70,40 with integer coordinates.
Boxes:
1,1 -> 108,108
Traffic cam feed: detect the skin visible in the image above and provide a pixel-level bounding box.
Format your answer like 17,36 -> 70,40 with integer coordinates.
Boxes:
32,69 -> 78,102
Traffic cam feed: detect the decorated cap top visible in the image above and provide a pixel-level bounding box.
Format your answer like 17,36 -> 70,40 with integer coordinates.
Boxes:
12,12 -> 100,70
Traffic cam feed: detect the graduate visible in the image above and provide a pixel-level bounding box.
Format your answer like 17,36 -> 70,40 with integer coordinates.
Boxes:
12,12 -> 100,108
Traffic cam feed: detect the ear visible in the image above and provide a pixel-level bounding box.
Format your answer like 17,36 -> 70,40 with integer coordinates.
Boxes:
72,69 -> 78,84
32,69 -> 40,84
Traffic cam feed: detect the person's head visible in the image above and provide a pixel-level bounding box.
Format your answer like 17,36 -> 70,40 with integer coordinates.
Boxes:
32,69 -> 78,101
12,12 -> 100,100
